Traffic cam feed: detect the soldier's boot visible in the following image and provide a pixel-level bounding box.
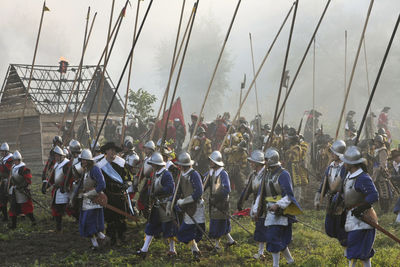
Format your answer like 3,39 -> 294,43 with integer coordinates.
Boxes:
1,206 -> 8,221
55,216 -> 62,232
27,213 -> 36,226
8,216 -> 17,229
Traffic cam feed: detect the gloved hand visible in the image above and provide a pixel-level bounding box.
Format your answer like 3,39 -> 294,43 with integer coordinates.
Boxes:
122,181 -> 131,191
351,202 -> 371,218
41,181 -> 47,194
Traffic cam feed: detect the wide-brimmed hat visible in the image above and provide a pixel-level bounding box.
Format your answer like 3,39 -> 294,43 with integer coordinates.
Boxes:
101,142 -> 122,153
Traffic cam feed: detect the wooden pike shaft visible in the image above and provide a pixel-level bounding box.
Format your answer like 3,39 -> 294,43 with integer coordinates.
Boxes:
249,33 -> 260,116
268,0 -> 299,150
59,8 -> 97,137
121,0 -> 142,144
335,0 -> 375,139
355,14 -> 399,146
16,1 -> 47,148
188,0 -> 242,152
160,1 -> 199,147
363,215 -> 400,244
218,2 -> 295,152
92,0 -> 154,149
269,0 -> 332,140
95,0 -> 116,134
149,4 -> 194,141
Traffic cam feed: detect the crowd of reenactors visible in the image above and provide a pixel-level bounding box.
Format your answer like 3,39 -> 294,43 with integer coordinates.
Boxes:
0,105 -> 399,266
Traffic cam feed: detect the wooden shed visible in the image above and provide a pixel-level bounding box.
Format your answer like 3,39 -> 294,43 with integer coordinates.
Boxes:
0,63 -> 124,171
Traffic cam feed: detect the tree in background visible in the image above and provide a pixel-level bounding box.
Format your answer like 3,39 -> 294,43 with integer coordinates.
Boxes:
156,15 -> 233,119
128,88 -> 157,120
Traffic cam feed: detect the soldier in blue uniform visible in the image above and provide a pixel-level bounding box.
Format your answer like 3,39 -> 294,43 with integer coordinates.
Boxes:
340,146 -> 378,267
203,151 -> 236,250
136,152 -> 176,258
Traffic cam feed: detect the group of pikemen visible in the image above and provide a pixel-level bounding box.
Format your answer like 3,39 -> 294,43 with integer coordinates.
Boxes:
0,106 -> 399,267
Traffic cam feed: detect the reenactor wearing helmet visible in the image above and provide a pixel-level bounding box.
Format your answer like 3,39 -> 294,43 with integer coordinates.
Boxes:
222,129 -> 247,192
8,150 -> 36,229
203,151 -> 236,250
0,142 -> 13,221
78,149 -> 107,250
61,119 -> 75,145
174,152 -> 205,261
125,152 -> 140,213
314,140 -> 347,247
253,148 -> 300,267
97,142 -> 129,245
372,134 -> 393,213
65,140 -> 82,220
237,150 -> 268,260
136,152 -> 177,258
43,145 -> 70,232
377,127 -> 390,150
137,140 -> 155,218
190,127 -> 212,175
284,128 -> 308,202
340,146 -> 378,266
41,136 -> 63,195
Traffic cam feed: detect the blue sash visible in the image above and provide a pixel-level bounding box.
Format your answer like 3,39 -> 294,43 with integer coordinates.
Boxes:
102,162 -> 123,184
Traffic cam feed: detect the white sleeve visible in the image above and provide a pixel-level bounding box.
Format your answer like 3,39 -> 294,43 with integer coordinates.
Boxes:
276,195 -> 291,209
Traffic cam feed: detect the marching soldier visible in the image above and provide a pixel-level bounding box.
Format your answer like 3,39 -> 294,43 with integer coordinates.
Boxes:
203,151 -> 236,250
97,142 -> 129,245
65,140 -> 82,220
137,140 -> 155,218
42,136 -> 63,194
136,152 -> 177,258
372,135 -> 393,213
8,150 -> 36,229
78,149 -> 107,250
340,146 -> 378,267
314,140 -> 347,247
0,142 -> 13,221
175,152 -> 205,261
190,127 -> 212,175
390,149 -> 400,223
254,148 -> 300,267
43,146 -> 70,232
237,150 -> 267,260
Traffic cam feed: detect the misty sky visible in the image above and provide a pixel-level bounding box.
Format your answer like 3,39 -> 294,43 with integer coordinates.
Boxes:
0,0 -> 399,137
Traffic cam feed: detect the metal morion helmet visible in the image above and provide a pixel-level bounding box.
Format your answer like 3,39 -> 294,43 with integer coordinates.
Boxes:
53,135 -> 63,146
13,150 -> 22,160
175,152 -> 194,167
340,146 -> 365,165
377,128 -> 387,136
209,150 -> 224,167
330,140 -> 346,157
53,145 -> 65,156
91,140 -> 101,152
0,142 -> 9,151
80,149 -> 93,161
126,153 -> 140,167
247,150 -> 265,165
69,139 -> 82,154
148,152 -> 166,166
374,134 -> 384,144
144,140 -> 155,151
264,148 -> 281,167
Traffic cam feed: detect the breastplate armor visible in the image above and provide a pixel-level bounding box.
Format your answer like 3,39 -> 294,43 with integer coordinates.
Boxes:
11,166 -> 26,187
265,170 -> 282,198
252,171 -> 264,194
83,172 -> 96,192
328,164 -> 343,193
180,172 -> 194,199
54,163 -> 65,186
143,158 -> 153,177
211,174 -> 222,195
343,174 -> 365,208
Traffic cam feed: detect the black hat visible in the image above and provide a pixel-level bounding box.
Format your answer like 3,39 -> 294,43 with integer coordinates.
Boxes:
101,142 -> 122,153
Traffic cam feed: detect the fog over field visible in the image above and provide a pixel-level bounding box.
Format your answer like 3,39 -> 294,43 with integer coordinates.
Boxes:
0,0 -> 399,137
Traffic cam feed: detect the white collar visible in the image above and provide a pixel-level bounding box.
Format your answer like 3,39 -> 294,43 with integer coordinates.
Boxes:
13,162 -> 25,169
330,161 -> 344,168
156,167 -> 166,175
348,168 -> 363,178
112,156 -> 125,168
55,158 -> 69,169
209,167 -> 224,177
166,160 -> 174,170
3,153 -> 12,161
182,168 -> 194,176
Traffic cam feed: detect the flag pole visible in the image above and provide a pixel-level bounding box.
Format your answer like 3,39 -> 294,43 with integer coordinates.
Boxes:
15,1 -> 48,148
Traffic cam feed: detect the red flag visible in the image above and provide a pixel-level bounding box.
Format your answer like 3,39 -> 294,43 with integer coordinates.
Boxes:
155,97 -> 186,140
232,208 -> 250,217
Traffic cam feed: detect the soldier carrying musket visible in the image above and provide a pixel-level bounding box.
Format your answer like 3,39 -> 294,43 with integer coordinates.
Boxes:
0,142 -> 13,222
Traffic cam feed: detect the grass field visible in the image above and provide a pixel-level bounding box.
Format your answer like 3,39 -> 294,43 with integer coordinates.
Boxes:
0,176 -> 399,266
